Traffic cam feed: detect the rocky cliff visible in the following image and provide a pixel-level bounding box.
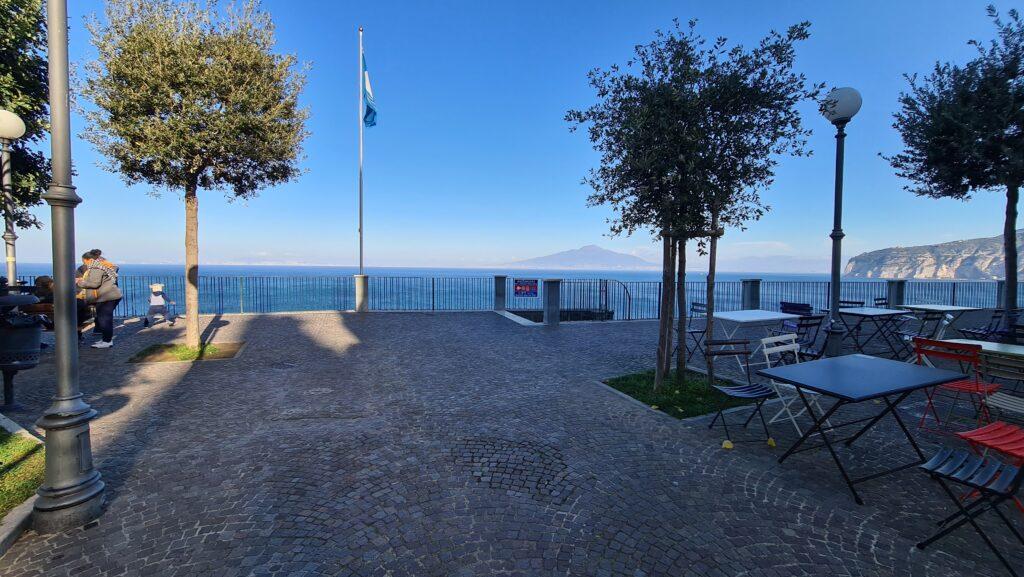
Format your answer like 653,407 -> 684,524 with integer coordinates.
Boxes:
844,230 -> 1024,279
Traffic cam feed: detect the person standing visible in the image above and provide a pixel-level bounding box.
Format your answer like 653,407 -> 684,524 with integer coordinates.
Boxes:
76,249 -> 122,348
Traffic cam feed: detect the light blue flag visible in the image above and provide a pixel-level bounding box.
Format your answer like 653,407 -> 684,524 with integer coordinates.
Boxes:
363,55 -> 377,127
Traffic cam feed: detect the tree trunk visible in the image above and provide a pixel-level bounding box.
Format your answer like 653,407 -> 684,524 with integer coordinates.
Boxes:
675,238 -> 687,380
654,233 -> 674,391
1004,183 -> 1019,312
184,185 -> 201,348
706,214 -> 720,388
661,239 -> 677,379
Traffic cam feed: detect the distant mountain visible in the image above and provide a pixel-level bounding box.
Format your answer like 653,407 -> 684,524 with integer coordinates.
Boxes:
844,230 -> 1024,279
509,245 -> 657,270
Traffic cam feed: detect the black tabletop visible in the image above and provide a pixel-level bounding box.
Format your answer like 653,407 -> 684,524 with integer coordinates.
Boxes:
757,354 -> 965,402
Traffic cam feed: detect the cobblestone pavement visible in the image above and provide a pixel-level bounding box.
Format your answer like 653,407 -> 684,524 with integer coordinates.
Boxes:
0,312 -> 1020,577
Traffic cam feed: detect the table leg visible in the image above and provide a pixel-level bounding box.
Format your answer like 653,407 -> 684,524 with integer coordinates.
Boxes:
778,392 -> 843,463
843,316 -> 868,353
884,394 -> 926,460
788,388 -> 864,504
844,390 -> 914,447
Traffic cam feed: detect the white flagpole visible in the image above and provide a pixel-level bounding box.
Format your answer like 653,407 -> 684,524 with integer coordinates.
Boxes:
358,27 -> 365,275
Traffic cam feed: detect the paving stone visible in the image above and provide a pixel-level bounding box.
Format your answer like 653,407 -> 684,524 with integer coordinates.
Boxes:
0,312 -> 1016,576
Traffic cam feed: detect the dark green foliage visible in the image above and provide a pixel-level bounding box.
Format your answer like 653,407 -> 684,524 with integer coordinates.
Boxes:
888,5 -> 1024,304
0,0 -> 48,228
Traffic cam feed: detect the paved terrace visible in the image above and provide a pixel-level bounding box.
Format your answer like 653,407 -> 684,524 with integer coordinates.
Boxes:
0,311 -> 1019,576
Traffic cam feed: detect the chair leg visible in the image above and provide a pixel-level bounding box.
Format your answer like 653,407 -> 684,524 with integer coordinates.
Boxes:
942,390 -> 963,430
755,399 -> 772,442
742,404 -> 758,428
919,480 -> 1020,577
919,387 -> 942,430
992,500 -> 1024,547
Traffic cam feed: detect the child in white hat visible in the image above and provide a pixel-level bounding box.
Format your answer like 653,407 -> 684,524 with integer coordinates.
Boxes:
143,283 -> 175,327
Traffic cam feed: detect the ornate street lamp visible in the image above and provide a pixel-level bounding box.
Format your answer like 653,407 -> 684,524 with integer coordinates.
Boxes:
0,109 -> 25,283
821,87 -> 862,358
33,0 -> 105,532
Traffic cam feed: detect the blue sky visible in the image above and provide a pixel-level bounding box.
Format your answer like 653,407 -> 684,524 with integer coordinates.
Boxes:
13,0 -> 1018,271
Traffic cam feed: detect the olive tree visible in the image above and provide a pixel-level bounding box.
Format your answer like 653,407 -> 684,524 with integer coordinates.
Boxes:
888,5 -> 1024,309
569,20 -> 819,391
83,0 -> 308,347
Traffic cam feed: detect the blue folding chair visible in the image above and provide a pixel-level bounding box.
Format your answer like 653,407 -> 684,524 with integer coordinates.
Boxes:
705,340 -> 777,449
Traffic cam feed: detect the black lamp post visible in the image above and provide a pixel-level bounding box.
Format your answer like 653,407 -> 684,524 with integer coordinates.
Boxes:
822,87 -> 862,358
33,0 -> 105,533
0,109 -> 25,284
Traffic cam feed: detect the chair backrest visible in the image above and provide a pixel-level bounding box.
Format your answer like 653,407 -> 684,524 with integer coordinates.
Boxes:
1009,323 -> 1024,345
705,340 -> 753,385
980,352 -> 1024,383
760,333 -> 800,367
839,299 -> 865,308
913,337 -> 981,375
690,302 -> 707,317
916,311 -> 947,339
780,301 -> 812,316
874,297 -> 889,307
795,314 -> 826,341
985,309 -> 1007,331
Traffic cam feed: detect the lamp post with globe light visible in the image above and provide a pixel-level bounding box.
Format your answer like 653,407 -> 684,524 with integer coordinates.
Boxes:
0,109 -> 25,284
821,87 -> 862,358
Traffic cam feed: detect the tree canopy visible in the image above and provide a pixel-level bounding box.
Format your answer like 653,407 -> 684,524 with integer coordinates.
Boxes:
0,0 -> 49,228
82,0 -> 309,198
888,5 -> 1024,305
568,19 -> 820,388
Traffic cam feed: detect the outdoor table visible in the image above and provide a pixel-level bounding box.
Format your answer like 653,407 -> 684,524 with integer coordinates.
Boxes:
902,304 -> 982,340
713,309 -> 800,368
942,338 -> 1024,359
758,354 -> 965,504
835,307 -> 910,358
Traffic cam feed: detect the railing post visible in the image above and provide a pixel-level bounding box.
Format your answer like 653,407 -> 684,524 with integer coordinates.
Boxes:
886,279 -> 906,308
997,280 -> 1007,310
543,278 -> 561,326
431,277 -> 436,310
494,275 -> 507,311
741,278 -> 761,310
354,274 -> 369,312
238,277 -> 244,314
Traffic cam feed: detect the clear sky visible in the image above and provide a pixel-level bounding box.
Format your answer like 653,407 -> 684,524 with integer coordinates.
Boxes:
13,0 -> 1019,271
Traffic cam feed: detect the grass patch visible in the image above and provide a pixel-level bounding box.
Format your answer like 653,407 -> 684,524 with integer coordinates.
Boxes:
129,342 -> 244,363
0,429 -> 44,519
605,369 -> 753,419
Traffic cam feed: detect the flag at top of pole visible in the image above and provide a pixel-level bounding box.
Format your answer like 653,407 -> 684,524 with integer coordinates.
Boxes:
362,57 -> 377,127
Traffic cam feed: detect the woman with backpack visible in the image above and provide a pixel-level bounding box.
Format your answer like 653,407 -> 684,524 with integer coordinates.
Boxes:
76,249 -> 122,348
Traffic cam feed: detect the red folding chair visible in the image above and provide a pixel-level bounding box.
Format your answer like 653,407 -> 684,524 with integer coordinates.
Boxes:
958,422 -> 1024,515
913,338 -> 999,433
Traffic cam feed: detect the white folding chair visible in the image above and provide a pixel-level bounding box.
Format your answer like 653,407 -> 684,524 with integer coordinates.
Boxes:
760,333 -> 830,436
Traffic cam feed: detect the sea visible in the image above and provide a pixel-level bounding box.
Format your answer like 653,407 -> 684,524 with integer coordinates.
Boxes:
17,263 -> 992,320
14,263 -> 832,283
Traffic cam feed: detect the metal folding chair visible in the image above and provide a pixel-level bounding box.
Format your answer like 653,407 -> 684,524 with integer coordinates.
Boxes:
914,338 -> 999,433
773,314 -> 826,361
705,340 -> 777,450
916,446 -> 1024,577
685,302 -> 708,357
760,333 -> 829,436
896,311 -> 949,359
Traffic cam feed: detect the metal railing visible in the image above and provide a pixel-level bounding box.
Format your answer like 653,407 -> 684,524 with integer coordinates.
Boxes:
15,275 -> 1011,321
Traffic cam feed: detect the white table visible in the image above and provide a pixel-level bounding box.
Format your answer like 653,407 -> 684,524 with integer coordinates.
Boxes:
713,309 -> 800,369
902,304 -> 981,340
